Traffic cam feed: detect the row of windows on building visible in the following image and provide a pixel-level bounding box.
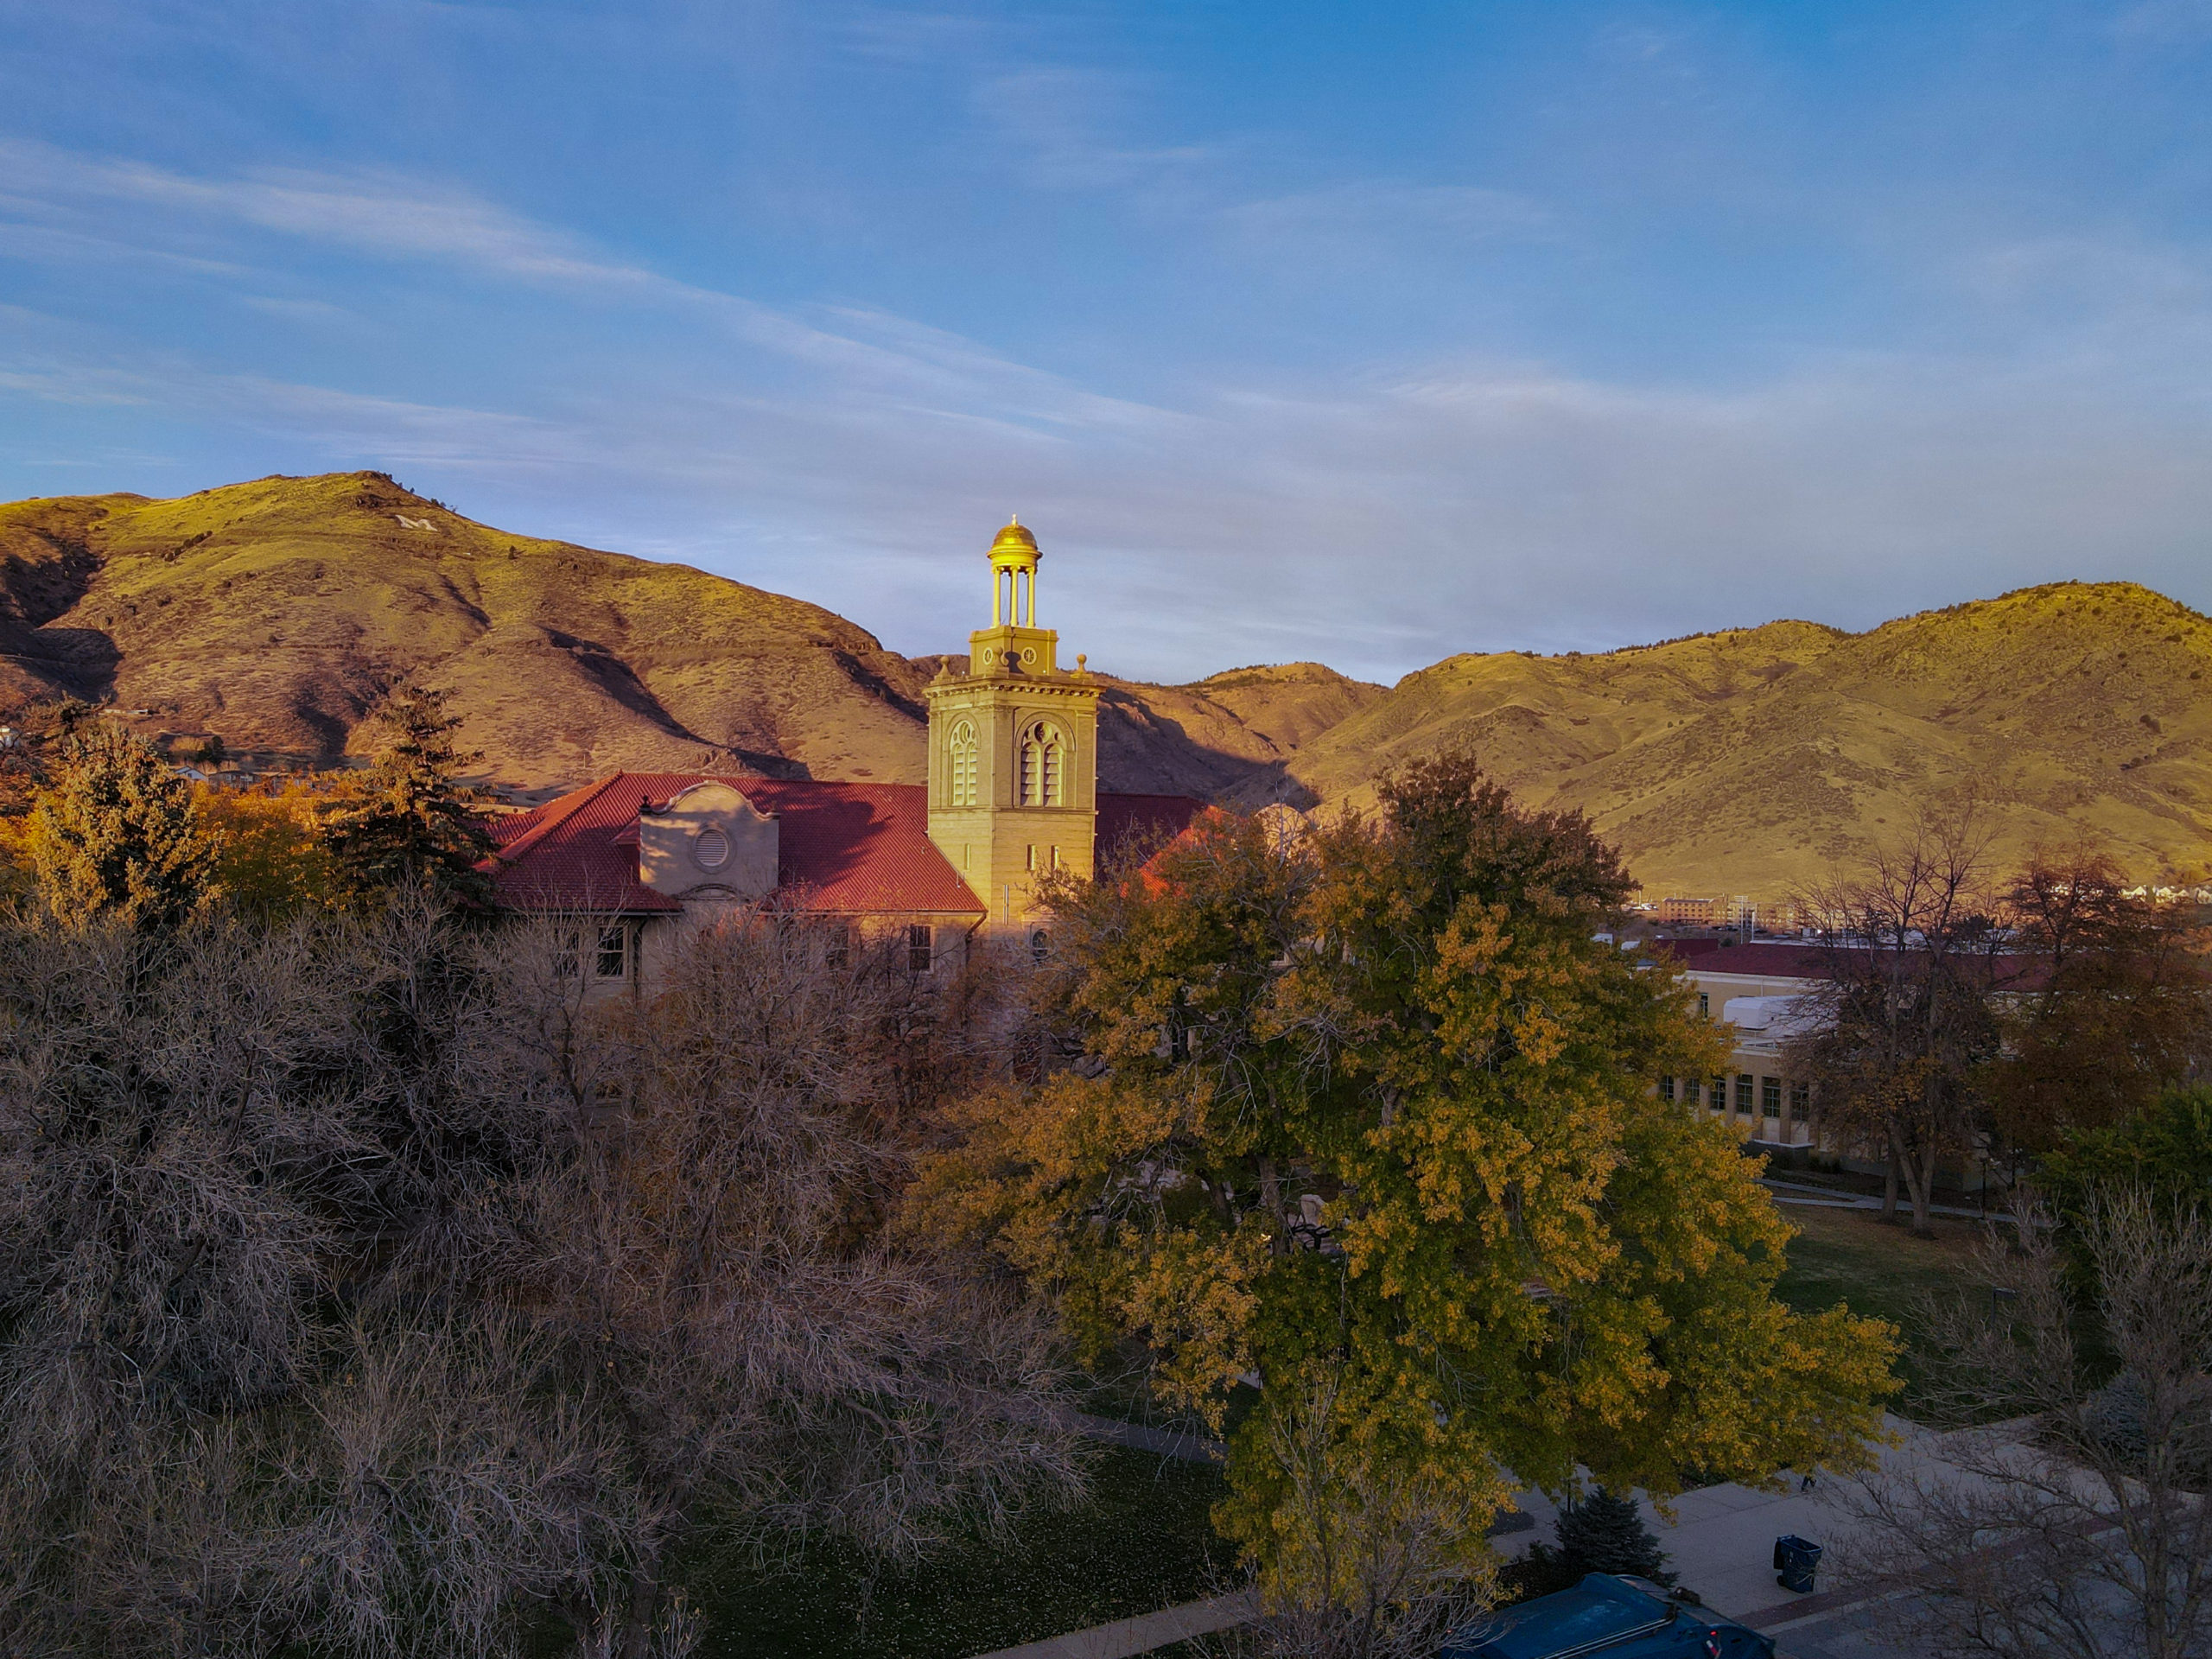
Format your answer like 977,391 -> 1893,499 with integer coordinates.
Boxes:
944,719 -> 1067,809
556,921 -> 944,980
1660,1073 -> 1810,1123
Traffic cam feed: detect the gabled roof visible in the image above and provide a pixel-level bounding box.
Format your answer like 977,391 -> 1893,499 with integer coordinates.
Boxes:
486,774 -> 1210,918
487,773 -> 987,916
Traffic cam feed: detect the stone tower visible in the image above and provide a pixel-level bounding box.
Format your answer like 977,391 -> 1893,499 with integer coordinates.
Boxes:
925,518 -> 1100,926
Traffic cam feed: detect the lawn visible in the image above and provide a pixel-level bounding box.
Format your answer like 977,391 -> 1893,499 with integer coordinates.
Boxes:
1770,1200 -> 1992,1415
683,1444 -> 1235,1658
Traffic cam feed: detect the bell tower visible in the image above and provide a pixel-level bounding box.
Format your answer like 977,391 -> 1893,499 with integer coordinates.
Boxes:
925,518 -> 1101,927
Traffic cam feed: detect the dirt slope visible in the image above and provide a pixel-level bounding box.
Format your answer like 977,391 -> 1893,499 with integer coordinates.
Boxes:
0,473 -> 931,785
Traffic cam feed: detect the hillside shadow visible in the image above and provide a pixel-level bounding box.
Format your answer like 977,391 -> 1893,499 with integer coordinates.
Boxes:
1094,691 -> 1319,809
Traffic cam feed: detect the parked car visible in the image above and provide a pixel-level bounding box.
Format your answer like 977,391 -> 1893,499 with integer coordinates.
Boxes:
1440,1573 -> 1776,1658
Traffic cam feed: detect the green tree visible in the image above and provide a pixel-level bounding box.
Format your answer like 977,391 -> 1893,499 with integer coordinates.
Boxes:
323,685 -> 495,907
916,754 -> 1896,1613
1549,1489 -> 1674,1586
27,721 -> 222,927
1988,849 -> 2212,1156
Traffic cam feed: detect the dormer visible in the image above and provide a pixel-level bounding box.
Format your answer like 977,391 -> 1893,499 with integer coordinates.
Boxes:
639,780 -> 779,899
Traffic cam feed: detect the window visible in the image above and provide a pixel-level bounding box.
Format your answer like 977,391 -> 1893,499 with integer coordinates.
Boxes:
1735,1074 -> 1754,1115
1659,1076 -> 1676,1103
1019,721 -> 1064,806
1698,993 -> 1710,1017
595,925 -> 628,979
1029,928 -> 1052,964
1709,1076 -> 1726,1111
1790,1081 -> 1809,1123
947,720 -> 977,807
1051,844 -> 1061,870
907,924 -> 933,973
554,928 -> 582,979
826,925 -> 852,969
1026,843 -> 1037,872
1761,1076 -> 1782,1119
694,827 -> 730,871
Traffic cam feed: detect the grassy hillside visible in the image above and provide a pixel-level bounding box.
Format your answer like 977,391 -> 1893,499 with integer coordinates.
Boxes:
0,474 -> 931,786
4,474 -> 2206,898
1276,582 -> 2212,895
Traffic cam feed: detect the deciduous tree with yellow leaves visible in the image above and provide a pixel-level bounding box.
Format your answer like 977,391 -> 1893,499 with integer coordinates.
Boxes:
916,753 -> 1896,1627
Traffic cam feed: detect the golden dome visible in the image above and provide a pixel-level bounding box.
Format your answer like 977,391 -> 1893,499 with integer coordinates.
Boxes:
989,517 -> 1039,557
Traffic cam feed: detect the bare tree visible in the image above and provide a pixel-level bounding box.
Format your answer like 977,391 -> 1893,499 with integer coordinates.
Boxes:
1792,813 -> 2012,1235
1840,1192 -> 2212,1659
0,902 -> 1084,1658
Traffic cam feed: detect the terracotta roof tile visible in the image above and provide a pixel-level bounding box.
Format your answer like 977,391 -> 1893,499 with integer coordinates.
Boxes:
486,773 -> 992,916
488,773 -> 1206,918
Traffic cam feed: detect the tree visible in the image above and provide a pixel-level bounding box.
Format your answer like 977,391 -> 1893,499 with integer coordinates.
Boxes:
0,904 -> 1080,1658
1198,1361 -> 1496,1659
2038,1085 -> 2212,1270
917,753 -> 1897,1617
25,721 -> 222,927
1548,1489 -> 1674,1586
197,779 -> 347,918
1987,848 -> 2211,1156
1840,1192 -> 2212,1659
322,685 -> 495,907
1792,814 -> 2011,1236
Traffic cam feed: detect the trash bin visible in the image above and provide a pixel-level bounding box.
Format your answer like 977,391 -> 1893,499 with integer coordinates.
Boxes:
1773,1534 -> 1822,1593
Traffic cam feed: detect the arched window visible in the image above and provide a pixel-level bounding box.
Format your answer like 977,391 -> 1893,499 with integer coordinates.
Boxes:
1019,721 -> 1064,806
947,719 -> 977,806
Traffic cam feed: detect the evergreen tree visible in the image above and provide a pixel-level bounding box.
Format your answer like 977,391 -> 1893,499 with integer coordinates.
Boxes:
1554,1488 -> 1675,1586
321,685 -> 494,908
29,722 -> 223,928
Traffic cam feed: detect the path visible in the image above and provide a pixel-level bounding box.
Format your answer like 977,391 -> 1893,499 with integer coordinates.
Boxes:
965,1592 -> 1260,1659
1760,1176 -> 2019,1224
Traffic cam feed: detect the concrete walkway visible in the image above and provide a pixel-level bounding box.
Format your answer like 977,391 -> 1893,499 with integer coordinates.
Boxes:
965,1591 -> 1259,1659
1488,1412 -> 2130,1659
1760,1177 -> 2018,1224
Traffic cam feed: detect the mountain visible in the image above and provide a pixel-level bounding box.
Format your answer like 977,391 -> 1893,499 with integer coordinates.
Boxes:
3,474 -> 2208,895
0,473 -> 931,785
1271,582 -> 2212,894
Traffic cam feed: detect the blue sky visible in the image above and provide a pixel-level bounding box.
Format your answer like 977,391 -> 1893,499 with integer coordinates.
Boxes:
3,1 -> 2210,683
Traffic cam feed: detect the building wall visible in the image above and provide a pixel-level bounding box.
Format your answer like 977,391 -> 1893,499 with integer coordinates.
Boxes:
1674,965 -> 1820,1151
925,627 -> 1100,927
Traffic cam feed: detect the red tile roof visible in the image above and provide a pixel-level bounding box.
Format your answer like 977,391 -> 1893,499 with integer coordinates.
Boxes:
486,774 -> 1207,918
1649,937 -> 2048,991
1096,792 -> 1210,868
488,773 -> 986,916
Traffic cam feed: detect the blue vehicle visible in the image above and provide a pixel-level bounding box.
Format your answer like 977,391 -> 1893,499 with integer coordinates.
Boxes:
1440,1573 -> 1776,1658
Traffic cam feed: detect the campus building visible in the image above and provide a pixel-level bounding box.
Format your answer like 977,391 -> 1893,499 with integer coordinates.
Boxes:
1655,939 -> 1827,1160
484,519 -> 1201,995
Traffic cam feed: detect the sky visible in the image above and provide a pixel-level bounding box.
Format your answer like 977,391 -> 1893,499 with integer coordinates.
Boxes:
3,1 -> 2210,684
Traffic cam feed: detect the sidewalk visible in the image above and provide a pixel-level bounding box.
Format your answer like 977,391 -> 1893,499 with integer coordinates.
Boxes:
966,1592 -> 1259,1659
1490,1412 -> 2119,1659
1759,1177 -> 2018,1224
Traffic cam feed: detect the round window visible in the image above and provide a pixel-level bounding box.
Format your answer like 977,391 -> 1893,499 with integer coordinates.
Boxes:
694,828 -> 731,871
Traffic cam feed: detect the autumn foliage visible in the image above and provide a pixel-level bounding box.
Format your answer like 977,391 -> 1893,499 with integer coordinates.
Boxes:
915,753 -> 1897,1617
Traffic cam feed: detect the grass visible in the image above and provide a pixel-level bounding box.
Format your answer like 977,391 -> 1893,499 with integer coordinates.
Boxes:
1770,1200 -> 1992,1415
682,1444 -> 1235,1658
